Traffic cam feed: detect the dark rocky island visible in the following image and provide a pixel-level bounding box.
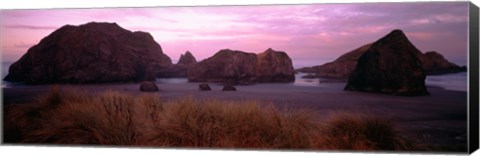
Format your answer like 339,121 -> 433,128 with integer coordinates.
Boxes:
156,51 -> 197,78
344,29 -> 430,96
4,22 -> 172,84
297,31 -> 466,79
188,48 -> 295,84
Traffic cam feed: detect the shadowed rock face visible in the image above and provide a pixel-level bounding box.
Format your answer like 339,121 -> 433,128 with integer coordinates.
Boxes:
344,29 -> 430,96
177,51 -> 197,65
297,34 -> 465,79
417,51 -> 466,75
156,51 -> 198,78
4,22 -> 172,84
188,49 -> 258,84
255,48 -> 295,82
295,43 -> 372,79
187,48 -> 295,84
140,81 -> 159,92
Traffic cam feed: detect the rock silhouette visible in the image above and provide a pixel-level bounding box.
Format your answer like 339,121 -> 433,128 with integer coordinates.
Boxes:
177,51 -> 197,65
199,83 -> 212,91
297,33 -> 466,79
187,48 -> 294,84
344,29 -> 430,96
140,81 -> 159,92
156,51 -> 198,78
4,22 -> 172,84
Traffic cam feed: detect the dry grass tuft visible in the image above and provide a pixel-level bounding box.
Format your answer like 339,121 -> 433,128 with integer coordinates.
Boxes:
315,112 -> 414,151
4,86 -> 416,151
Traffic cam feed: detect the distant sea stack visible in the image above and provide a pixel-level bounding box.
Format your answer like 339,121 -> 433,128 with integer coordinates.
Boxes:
417,51 -> 467,75
177,51 -> 197,65
297,33 -> 466,79
295,43 -> 373,78
188,48 -> 295,84
4,22 -> 172,84
344,29 -> 429,96
156,51 -> 197,78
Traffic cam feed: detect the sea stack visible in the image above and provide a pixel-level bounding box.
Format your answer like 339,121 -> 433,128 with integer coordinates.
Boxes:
344,29 -> 429,96
188,48 -> 295,84
156,51 -> 197,78
177,51 -> 197,65
255,48 -> 295,82
4,22 -> 172,84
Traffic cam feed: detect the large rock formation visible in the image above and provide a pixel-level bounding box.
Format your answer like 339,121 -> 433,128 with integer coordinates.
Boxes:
344,29 -> 429,96
297,36 -> 466,79
255,48 -> 295,82
188,49 -> 258,84
295,43 -> 372,78
4,22 -> 172,84
156,51 -> 197,78
187,48 -> 295,84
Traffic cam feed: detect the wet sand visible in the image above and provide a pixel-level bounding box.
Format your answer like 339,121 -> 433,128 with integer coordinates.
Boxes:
2,81 -> 468,151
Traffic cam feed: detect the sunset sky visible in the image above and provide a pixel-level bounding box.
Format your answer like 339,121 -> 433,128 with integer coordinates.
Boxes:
0,1 -> 469,67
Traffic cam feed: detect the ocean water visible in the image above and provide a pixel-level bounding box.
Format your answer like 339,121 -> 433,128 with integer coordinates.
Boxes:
425,72 -> 467,92
1,61 -> 468,92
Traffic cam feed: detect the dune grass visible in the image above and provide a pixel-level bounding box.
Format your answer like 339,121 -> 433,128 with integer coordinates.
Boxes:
4,85 -> 415,151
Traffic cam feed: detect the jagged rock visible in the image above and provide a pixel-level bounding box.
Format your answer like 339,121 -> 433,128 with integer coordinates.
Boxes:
222,84 -> 237,91
344,29 -> 429,96
187,48 -> 295,85
177,51 -> 197,65
140,81 -> 159,92
156,51 -> 197,78
199,83 -> 211,91
4,22 -> 172,84
297,35 -> 466,78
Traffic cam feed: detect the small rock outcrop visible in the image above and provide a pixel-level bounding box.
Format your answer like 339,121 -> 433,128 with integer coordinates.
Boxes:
222,84 -> 237,91
199,83 -> 211,91
187,48 -> 295,84
417,51 -> 467,75
344,29 -> 430,96
295,43 -> 372,79
156,51 -> 197,78
4,22 -> 172,84
140,81 -> 159,92
177,51 -> 197,66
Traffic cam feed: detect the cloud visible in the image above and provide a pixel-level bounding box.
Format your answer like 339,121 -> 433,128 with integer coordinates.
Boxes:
4,24 -> 57,30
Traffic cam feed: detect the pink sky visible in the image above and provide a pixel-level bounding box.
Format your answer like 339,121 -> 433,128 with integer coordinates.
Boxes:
0,2 -> 469,67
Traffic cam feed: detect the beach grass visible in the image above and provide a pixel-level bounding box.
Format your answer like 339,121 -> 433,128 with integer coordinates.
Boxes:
4,85 -> 415,151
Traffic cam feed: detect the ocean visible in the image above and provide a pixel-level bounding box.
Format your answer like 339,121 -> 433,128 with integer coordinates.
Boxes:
1,61 -> 468,92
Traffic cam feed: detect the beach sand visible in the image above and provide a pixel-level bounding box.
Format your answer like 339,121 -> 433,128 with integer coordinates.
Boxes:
2,81 -> 467,151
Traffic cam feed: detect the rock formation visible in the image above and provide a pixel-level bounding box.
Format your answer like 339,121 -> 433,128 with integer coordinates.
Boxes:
140,81 -> 159,92
255,48 -> 295,82
4,22 -> 172,84
177,51 -> 197,65
297,36 -> 466,79
199,83 -> 211,91
417,51 -> 467,75
344,29 -> 429,96
222,84 -> 237,91
296,43 -> 372,79
156,51 -> 197,78
187,48 -> 295,84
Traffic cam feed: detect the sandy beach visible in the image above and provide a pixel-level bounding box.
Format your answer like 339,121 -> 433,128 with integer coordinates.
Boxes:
2,80 -> 467,151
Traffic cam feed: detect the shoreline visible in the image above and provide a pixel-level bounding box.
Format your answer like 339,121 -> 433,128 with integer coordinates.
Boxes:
2,81 -> 468,151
